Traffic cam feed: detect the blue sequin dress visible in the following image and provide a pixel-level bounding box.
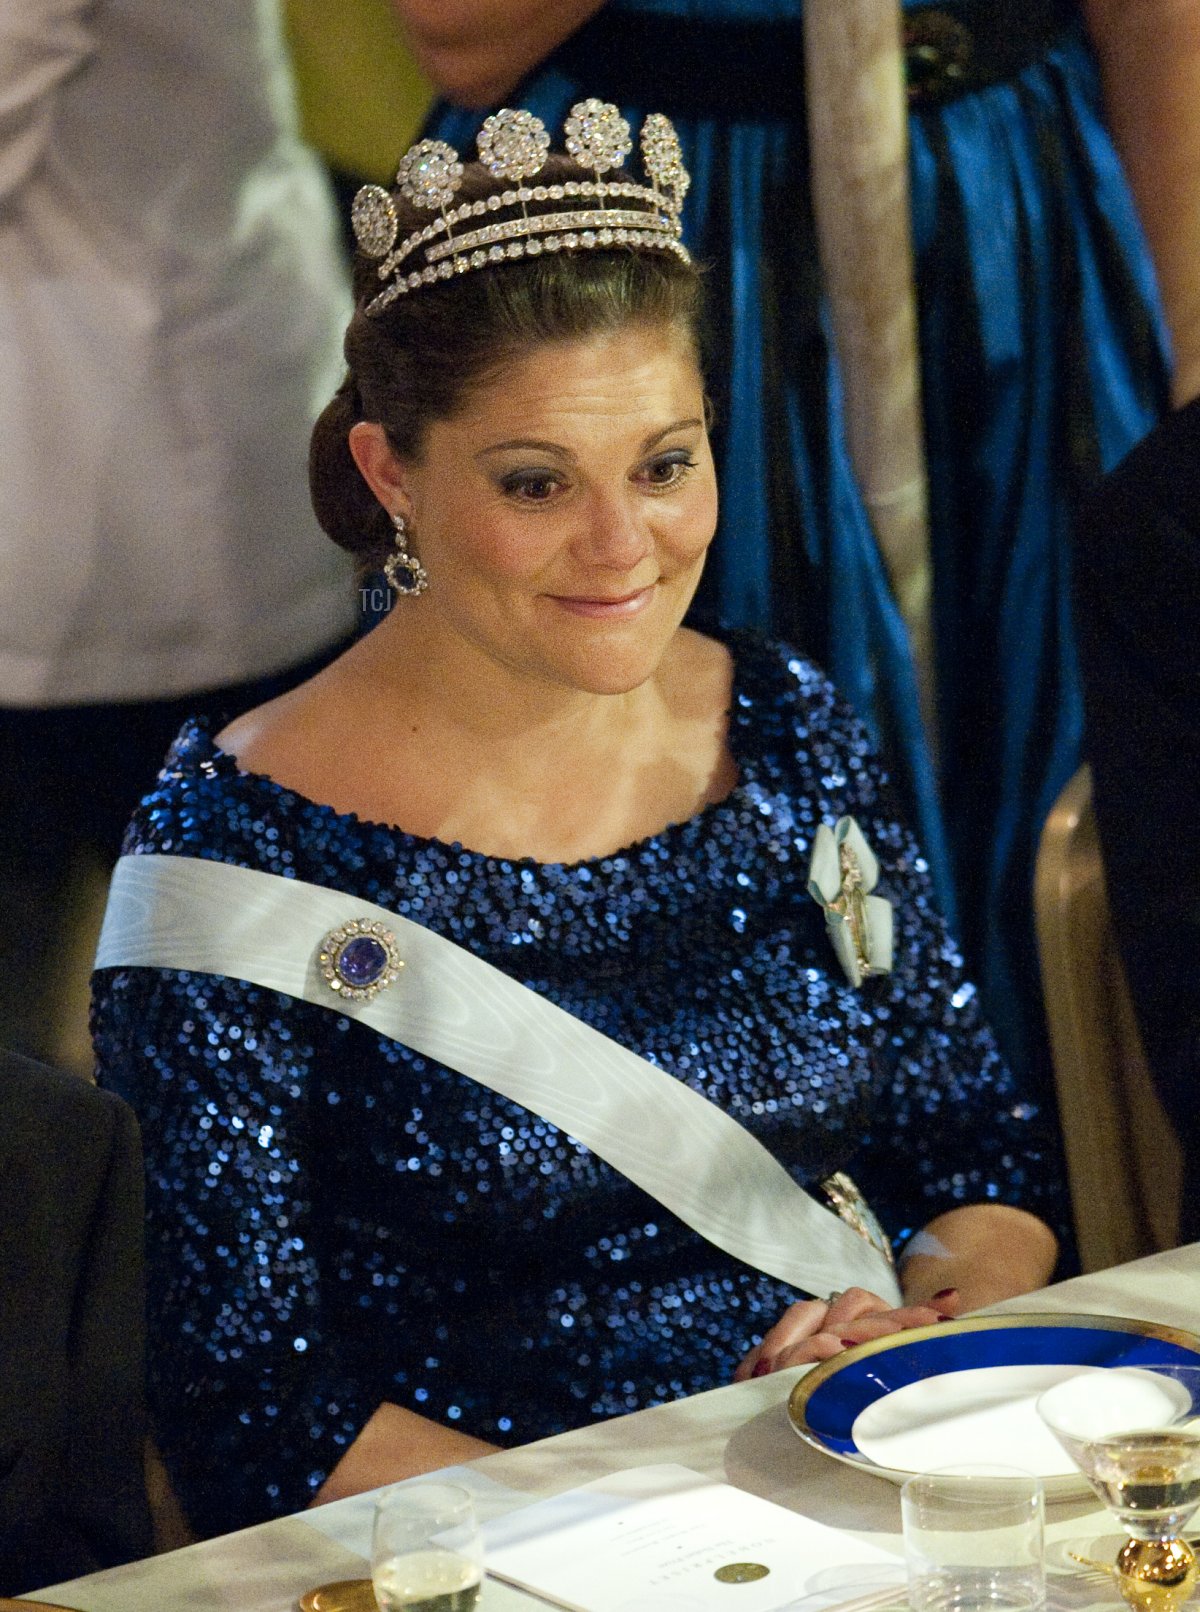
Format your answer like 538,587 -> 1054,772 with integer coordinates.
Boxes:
426,0 -> 1170,1101
92,632 -> 1065,1538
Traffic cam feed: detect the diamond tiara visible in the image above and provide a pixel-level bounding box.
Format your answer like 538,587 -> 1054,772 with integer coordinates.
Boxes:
351,101 -> 691,317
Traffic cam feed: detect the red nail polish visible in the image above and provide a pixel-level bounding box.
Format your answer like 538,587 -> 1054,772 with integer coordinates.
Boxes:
752,1357 -> 772,1378
931,1288 -> 958,1301
840,1338 -> 859,1349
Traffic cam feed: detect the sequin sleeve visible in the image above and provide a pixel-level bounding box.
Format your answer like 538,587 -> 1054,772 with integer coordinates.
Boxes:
92,964 -> 374,1534
784,656 -> 1070,1250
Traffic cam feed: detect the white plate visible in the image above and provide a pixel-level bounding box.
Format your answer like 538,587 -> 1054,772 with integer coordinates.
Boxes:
851,1363 -> 1105,1477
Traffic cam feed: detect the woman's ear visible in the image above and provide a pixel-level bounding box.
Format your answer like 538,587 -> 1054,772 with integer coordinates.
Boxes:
348,422 -> 412,519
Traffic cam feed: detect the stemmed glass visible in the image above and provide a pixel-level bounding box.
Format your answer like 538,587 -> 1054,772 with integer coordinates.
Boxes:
1037,1365 -> 1200,1612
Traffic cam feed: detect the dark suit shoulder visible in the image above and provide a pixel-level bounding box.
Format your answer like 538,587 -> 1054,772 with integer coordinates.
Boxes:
1111,392 -> 1200,497
0,1049 -> 136,1133
1076,395 -> 1200,594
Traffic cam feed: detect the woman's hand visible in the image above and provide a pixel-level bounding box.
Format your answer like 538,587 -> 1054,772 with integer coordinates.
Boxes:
734,1285 -> 960,1379
735,1203 -> 1058,1379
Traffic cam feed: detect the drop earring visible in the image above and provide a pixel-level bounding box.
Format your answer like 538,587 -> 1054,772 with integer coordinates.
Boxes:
382,512 -> 428,596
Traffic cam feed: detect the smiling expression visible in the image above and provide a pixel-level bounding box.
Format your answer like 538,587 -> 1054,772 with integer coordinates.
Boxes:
352,320 -> 719,698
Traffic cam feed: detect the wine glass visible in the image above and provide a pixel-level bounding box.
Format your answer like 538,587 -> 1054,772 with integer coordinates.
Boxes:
1037,1364 -> 1200,1612
371,1481 -> 484,1611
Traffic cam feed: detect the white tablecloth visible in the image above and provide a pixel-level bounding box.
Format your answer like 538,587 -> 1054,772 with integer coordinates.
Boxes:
27,1243 -> 1200,1612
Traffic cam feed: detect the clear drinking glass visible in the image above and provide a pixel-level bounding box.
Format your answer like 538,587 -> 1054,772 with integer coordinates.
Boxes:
901,1464 -> 1046,1612
1037,1364 -> 1200,1611
371,1481 -> 484,1612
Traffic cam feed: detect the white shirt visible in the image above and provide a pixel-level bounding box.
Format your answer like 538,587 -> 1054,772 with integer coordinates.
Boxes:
0,0 -> 356,705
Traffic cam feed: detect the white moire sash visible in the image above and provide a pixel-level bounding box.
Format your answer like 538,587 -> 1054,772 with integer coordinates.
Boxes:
95,853 -> 902,1303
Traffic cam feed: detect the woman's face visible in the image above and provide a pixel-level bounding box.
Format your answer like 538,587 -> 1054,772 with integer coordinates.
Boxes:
354,319 -> 718,698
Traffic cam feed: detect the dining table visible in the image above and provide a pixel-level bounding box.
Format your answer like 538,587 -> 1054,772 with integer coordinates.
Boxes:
25,1241 -> 1200,1612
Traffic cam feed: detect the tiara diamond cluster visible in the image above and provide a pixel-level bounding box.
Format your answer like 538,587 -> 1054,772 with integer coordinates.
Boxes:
352,101 -> 691,316
395,139 -> 463,209
563,98 -> 632,172
477,107 -> 551,181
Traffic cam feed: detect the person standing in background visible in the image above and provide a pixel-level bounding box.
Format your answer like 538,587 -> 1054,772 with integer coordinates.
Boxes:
389,0 -> 1198,1110
0,0 -> 355,1066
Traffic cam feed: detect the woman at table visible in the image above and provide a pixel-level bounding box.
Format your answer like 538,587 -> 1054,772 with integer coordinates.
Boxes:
92,113 -> 1062,1540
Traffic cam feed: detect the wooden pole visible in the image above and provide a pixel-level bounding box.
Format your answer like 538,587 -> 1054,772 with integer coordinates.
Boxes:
802,0 -> 937,752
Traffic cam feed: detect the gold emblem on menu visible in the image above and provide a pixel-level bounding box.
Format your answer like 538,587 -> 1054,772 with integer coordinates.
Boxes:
714,1561 -> 771,1583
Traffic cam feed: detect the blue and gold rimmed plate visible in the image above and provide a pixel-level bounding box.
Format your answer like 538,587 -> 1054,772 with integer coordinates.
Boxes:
787,1312 -> 1200,1497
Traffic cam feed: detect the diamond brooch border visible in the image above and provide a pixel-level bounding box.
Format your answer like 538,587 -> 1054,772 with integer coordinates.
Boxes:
318,919 -> 404,1003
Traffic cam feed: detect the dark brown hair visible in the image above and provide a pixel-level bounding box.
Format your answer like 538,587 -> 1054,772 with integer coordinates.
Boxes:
309,154 -> 705,572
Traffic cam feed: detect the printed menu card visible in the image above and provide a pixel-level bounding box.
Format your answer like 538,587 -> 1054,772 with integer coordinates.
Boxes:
482,1463 -> 901,1611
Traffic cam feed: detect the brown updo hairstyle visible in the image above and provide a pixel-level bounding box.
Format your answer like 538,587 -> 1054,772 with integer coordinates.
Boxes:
309,154 -> 705,574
